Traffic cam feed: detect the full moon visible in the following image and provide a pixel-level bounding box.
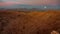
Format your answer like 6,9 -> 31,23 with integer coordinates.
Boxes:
44,6 -> 47,8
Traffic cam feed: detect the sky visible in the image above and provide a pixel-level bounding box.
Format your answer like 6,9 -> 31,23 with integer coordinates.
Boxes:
0,0 -> 60,9
0,0 -> 59,6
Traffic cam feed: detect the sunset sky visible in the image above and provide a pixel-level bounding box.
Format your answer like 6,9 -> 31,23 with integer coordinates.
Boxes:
0,0 -> 60,9
0,0 -> 59,6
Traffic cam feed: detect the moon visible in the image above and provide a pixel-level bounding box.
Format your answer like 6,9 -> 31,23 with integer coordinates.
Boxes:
44,6 -> 47,9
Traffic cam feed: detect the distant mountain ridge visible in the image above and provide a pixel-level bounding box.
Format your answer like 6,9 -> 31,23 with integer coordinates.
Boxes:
0,4 -> 60,10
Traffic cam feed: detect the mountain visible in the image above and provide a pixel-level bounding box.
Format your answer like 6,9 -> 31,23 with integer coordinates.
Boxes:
0,4 -> 60,10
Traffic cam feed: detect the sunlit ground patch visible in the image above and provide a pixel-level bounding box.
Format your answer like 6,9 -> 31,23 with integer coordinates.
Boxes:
51,30 -> 59,34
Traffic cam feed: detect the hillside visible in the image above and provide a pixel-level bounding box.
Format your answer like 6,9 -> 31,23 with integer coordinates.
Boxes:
0,10 -> 60,34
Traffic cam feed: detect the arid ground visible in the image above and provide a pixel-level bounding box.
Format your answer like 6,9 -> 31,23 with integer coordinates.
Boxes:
0,10 -> 60,34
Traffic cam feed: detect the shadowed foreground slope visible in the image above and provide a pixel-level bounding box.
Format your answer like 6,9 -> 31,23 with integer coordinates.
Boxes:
0,11 -> 60,34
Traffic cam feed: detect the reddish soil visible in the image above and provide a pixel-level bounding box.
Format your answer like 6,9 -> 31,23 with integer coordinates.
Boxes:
0,11 -> 60,34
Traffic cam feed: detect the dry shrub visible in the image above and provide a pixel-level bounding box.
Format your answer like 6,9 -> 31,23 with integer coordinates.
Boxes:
0,11 -> 60,34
